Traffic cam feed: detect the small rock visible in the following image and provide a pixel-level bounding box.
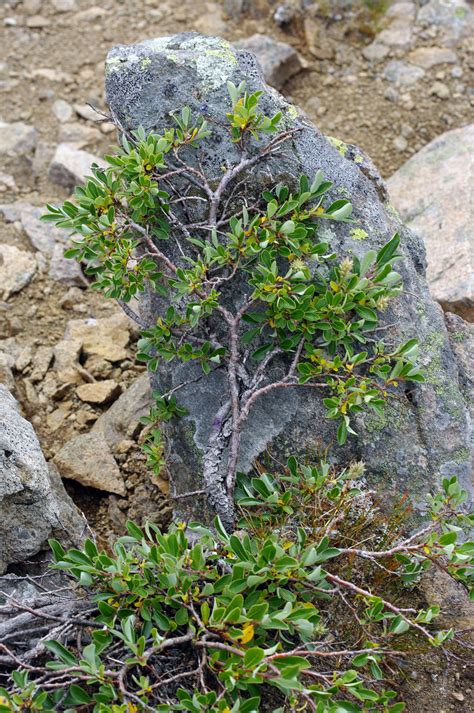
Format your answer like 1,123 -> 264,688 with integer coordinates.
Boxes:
384,86 -> 399,103
52,99 -> 73,123
0,122 -> 36,156
0,353 -> 15,390
0,245 -> 36,299
49,242 -> 87,287
452,692 -> 465,703
0,172 -> 17,193
429,81 -> 450,99
393,135 -> 408,152
362,42 -> 389,62
30,346 -> 53,383
377,27 -> 412,48
408,47 -> 457,69
75,408 -> 99,427
58,122 -> 102,148
194,2 -> 227,36
15,345 -> 33,373
384,60 -> 425,86
74,7 -> 109,22
65,314 -> 131,362
47,404 -> 71,432
237,34 -> 303,90
33,141 -> 56,178
31,68 -> 74,84
83,354 -> 114,379
26,15 -> 51,28
76,379 -> 121,405
54,431 -> 126,495
0,385 -> 86,572
48,143 -> 106,191
387,124 -> 474,320
19,203 -> 68,257
93,374 -> 151,448
73,103 -> 101,122
51,0 -> 77,11
304,16 -> 334,60
59,286 -> 85,310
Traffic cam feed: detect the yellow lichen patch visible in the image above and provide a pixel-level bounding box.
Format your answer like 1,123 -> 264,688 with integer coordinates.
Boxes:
350,228 -> 369,241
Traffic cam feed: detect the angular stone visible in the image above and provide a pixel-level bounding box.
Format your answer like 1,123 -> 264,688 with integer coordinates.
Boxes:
0,385 -> 85,572
48,242 -> 87,287
48,143 -> 107,191
93,374 -> 151,448
106,34 -> 472,525
0,121 -> 36,156
52,99 -> 73,123
0,245 -> 36,299
73,103 -> 102,123
19,203 -> 68,257
76,379 -> 121,405
58,122 -> 102,148
387,125 -> 474,321
238,34 -> 303,90
54,431 -> 125,495
362,42 -> 390,63
384,60 -> 425,86
408,47 -> 457,70
65,314 -> 131,362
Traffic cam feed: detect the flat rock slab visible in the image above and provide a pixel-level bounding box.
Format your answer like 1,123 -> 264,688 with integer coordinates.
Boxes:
387,124 -> 473,321
54,431 -> 126,496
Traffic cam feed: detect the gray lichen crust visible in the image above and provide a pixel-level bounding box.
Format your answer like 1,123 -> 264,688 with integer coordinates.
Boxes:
105,33 -> 472,522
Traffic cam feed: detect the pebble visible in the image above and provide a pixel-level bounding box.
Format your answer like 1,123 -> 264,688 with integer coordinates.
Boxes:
26,15 -> 51,28
408,46 -> 457,69
362,42 -> 390,62
237,35 -> 303,90
51,0 -> 77,11
48,143 -> 107,191
73,103 -> 101,122
384,60 -> 425,86
452,692 -> 464,702
76,380 -> 122,405
430,81 -> 450,99
0,245 -> 37,300
52,99 -> 73,123
0,121 -> 37,156
394,135 -> 408,152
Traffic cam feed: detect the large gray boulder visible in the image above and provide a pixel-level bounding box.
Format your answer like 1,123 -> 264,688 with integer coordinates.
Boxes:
0,385 -> 86,573
105,34 -> 472,523
387,125 -> 473,322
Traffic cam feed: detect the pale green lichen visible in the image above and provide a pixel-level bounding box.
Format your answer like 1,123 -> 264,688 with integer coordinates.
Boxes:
351,228 -> 369,241
326,136 -> 348,157
140,57 -> 151,70
354,153 -> 364,164
286,103 -> 299,120
451,447 -> 470,464
385,201 -> 401,221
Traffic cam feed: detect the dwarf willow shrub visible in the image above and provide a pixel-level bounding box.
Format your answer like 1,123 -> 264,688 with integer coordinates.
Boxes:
2,81 -> 463,711
42,81 -> 423,529
0,464 -> 472,712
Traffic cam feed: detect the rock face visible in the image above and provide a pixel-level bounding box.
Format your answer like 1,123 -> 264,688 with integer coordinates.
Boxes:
105,34 -> 472,522
0,385 -> 86,573
387,125 -> 473,321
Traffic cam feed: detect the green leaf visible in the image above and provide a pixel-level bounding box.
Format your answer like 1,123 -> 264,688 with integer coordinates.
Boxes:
244,647 -> 265,668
